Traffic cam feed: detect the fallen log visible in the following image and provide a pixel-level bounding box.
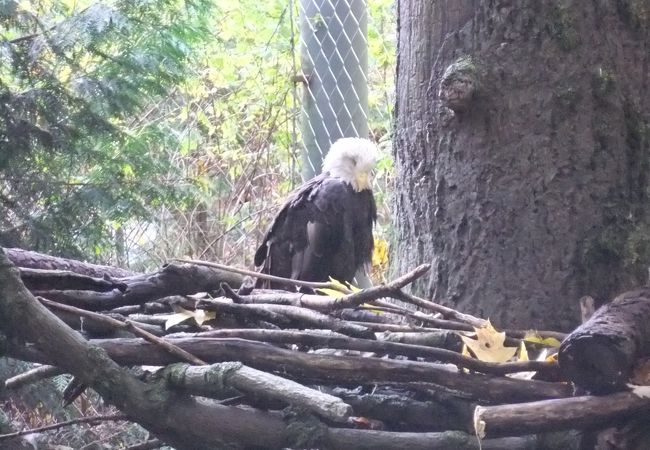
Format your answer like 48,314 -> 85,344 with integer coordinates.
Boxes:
173,328 -> 558,377
33,263 -> 243,310
475,390 -> 650,439
18,267 -> 128,292
5,247 -> 136,278
558,288 -> 650,393
10,336 -> 571,402
163,362 -> 353,422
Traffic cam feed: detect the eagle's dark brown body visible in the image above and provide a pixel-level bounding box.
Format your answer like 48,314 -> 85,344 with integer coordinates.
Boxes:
254,173 -> 376,288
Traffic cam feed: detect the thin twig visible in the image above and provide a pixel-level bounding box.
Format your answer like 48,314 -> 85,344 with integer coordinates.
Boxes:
396,290 -> 487,328
0,414 -> 128,441
38,297 -> 206,365
329,264 -> 431,310
172,258 -> 352,293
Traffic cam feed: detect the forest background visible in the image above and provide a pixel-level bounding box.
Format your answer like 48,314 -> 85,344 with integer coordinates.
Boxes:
0,0 -> 396,275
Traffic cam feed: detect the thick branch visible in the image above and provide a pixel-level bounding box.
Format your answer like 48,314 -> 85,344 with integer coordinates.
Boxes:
19,267 -> 128,292
34,263 -> 243,311
165,363 -> 352,422
200,298 -> 373,339
329,264 -> 431,310
19,337 -> 571,402
559,288 -> 650,392
174,328 -> 558,377
3,365 -> 64,390
5,247 -> 136,277
475,391 -> 650,439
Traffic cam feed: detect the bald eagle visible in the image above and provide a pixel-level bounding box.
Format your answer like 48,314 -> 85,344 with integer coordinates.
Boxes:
255,137 -> 378,288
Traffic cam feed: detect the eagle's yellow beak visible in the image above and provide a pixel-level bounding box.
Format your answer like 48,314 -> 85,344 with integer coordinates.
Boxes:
354,171 -> 372,191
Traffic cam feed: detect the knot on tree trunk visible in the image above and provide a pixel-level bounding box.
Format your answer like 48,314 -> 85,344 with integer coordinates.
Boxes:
438,56 -> 479,113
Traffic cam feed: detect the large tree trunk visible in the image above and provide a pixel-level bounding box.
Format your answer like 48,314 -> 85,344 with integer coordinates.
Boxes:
394,0 -> 650,330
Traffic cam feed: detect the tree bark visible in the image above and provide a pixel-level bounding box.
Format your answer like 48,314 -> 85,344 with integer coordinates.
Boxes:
558,288 -> 650,393
33,262 -> 243,310
394,0 -> 650,330
11,336 -> 571,402
5,247 -> 136,277
475,391 -> 650,439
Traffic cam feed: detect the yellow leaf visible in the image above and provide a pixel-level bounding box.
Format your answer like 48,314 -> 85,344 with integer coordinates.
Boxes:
372,238 -> 389,267
192,309 -> 216,326
523,332 -> 562,348
163,306 -> 216,329
518,340 -> 529,361
164,310 -> 193,329
460,320 -> 518,363
315,288 -> 346,298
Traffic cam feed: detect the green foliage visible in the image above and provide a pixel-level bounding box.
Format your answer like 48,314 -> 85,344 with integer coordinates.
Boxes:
137,0 -> 396,269
0,0 -> 213,259
0,0 -> 396,269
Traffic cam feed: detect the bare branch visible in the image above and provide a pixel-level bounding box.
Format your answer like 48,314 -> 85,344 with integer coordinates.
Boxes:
4,365 -> 64,390
166,362 -> 353,422
0,414 -> 128,441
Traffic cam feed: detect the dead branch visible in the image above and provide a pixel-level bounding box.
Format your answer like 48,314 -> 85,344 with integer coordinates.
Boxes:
475,391 -> 650,439
559,288 -> 650,393
396,291 -> 486,327
33,262 -> 243,311
3,365 -> 64,390
329,264 -> 432,310
18,267 -> 128,292
200,297 -> 374,338
164,362 -> 352,422
175,257 -> 352,293
170,328 -> 558,377
0,414 -> 129,441
23,337 -> 570,402
38,297 -> 207,365
5,247 -> 136,278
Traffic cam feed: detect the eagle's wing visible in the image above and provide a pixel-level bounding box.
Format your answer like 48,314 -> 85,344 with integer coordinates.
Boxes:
255,175 -> 356,286
255,173 -> 376,288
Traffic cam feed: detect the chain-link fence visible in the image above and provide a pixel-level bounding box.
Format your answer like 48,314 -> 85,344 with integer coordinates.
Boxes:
294,0 -> 395,173
293,0 -> 396,277
123,0 -> 395,274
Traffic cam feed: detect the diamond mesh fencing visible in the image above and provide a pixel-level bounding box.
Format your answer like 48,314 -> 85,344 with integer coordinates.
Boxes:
295,0 -> 394,177
293,0 -> 396,280
120,0 -> 395,275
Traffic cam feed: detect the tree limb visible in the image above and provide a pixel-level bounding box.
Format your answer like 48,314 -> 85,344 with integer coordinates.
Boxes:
0,414 -> 128,441
164,362 -> 353,422
475,391 -> 650,439
3,365 -> 64,390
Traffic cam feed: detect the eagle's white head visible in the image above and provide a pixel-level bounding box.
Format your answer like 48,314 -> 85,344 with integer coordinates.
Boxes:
323,137 -> 378,192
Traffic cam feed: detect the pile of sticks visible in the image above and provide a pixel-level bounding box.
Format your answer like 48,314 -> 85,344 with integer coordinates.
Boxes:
3,248 -> 650,449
